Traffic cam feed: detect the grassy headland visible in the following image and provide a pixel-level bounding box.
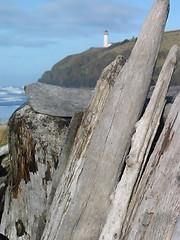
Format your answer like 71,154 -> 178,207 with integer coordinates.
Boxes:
39,30 -> 180,88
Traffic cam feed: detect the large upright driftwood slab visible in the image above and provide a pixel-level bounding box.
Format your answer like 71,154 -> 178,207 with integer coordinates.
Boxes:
121,91 -> 180,240
42,1 -> 169,239
42,55 -> 126,240
99,45 -> 180,240
50,55 -> 126,199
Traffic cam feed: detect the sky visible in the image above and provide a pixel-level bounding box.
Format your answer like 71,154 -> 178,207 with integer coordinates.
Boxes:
0,0 -> 180,87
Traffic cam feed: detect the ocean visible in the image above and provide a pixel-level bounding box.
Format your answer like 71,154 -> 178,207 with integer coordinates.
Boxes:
0,86 -> 27,121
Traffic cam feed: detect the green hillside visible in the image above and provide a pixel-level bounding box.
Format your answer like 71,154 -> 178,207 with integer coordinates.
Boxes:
39,30 -> 180,88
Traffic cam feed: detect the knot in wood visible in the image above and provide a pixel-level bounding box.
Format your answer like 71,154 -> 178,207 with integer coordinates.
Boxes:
15,219 -> 26,237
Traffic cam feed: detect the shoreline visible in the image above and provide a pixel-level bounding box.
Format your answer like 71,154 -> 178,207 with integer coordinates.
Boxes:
0,120 -> 8,125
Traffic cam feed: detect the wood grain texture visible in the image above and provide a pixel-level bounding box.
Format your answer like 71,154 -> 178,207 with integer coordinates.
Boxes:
0,106 -> 70,239
121,91 -> 180,240
42,0 -> 169,239
99,44 -> 180,240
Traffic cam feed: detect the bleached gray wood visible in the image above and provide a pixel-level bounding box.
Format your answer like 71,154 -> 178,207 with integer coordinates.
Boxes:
99,44 -> 180,240
172,216 -> 180,240
25,82 -> 93,117
41,55 -> 126,240
41,1 -> 169,239
50,55 -> 126,203
121,91 -> 180,239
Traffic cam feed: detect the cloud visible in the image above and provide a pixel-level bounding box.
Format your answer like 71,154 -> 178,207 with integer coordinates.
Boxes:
0,0 -> 145,47
0,34 -> 56,48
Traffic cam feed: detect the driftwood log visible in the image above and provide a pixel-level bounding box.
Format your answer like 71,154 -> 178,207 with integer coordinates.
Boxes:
0,107 -> 70,239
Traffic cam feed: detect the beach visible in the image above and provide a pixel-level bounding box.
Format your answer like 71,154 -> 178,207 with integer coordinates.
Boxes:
0,121 -> 8,147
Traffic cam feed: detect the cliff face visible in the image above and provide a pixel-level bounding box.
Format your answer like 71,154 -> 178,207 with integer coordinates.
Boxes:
38,30 -> 180,88
1,0 -> 180,239
38,42 -> 134,88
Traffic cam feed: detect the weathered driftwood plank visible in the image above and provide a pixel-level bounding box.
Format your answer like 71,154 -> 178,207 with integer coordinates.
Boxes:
41,55 -> 126,240
99,44 -> 180,240
121,91 -> 180,239
41,1 -> 169,239
25,82 -> 93,117
50,55 -> 126,202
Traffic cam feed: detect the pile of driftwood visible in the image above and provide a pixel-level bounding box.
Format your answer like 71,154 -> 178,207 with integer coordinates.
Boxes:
1,0 -> 180,239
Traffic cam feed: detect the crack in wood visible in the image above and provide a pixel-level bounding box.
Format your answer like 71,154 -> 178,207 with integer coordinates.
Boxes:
159,113 -> 177,156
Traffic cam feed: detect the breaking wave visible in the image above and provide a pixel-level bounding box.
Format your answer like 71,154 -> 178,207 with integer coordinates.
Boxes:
0,86 -> 26,120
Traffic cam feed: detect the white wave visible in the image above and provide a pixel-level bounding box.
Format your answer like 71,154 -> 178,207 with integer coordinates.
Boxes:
0,105 -> 20,108
0,97 -> 24,102
0,91 -> 7,96
0,86 -> 24,94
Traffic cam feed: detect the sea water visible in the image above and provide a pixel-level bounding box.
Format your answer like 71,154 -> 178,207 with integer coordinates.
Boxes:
0,86 -> 27,121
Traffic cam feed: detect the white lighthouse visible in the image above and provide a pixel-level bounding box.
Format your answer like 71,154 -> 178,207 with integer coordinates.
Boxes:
104,30 -> 112,48
104,30 -> 109,47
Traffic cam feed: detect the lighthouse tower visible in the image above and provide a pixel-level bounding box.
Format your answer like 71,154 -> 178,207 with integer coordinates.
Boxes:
104,30 -> 109,48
